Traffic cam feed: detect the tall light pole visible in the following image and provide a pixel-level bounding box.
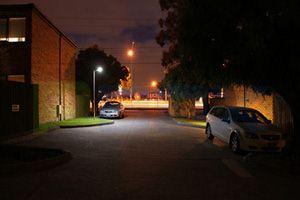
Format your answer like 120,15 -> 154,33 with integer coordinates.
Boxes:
151,80 -> 159,107
164,88 -> 168,101
93,66 -> 103,118
127,42 -> 135,100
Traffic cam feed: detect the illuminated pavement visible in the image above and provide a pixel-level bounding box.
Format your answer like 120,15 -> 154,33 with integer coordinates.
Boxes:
0,110 -> 299,200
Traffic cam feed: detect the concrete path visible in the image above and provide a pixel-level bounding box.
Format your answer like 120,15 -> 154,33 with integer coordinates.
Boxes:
0,110 -> 299,200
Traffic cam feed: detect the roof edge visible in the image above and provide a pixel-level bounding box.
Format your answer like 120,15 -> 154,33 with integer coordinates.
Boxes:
0,3 -> 77,48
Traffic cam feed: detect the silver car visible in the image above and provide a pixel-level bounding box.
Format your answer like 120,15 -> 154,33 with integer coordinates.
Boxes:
206,106 -> 286,153
99,101 -> 125,119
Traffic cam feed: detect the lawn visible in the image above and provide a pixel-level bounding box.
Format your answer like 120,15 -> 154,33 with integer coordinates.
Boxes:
174,118 -> 206,127
36,117 -> 113,131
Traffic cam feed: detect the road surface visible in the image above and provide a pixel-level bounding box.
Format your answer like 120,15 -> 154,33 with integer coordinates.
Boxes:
0,110 -> 298,200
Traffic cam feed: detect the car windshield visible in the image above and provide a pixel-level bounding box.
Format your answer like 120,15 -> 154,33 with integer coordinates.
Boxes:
103,102 -> 120,108
230,108 -> 269,124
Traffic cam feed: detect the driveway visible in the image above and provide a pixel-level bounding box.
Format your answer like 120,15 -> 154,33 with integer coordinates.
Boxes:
0,110 -> 299,200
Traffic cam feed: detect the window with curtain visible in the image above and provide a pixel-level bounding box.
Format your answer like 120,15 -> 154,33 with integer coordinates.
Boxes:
0,18 -> 7,41
8,18 -> 26,42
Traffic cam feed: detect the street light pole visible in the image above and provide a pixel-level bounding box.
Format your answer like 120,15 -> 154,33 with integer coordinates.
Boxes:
93,66 -> 103,119
93,69 -> 96,118
128,42 -> 135,101
164,88 -> 168,101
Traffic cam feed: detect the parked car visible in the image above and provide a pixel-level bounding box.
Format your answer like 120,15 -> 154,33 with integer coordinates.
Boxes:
206,106 -> 286,153
99,101 -> 125,119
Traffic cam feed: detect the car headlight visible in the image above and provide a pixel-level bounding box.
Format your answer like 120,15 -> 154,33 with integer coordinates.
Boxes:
244,132 -> 259,139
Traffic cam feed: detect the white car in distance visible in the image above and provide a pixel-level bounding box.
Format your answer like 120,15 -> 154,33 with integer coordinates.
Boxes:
99,101 -> 125,119
206,106 -> 286,153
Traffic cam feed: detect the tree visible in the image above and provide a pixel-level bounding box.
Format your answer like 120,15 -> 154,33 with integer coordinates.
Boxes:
76,45 -> 129,102
161,64 -> 205,118
120,66 -> 132,90
157,0 -> 300,149
157,0 -> 224,114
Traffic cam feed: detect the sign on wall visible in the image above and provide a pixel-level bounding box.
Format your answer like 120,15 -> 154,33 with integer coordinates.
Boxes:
11,104 -> 20,112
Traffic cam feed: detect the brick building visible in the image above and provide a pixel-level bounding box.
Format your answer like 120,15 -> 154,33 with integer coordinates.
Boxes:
0,4 -> 77,123
210,86 -> 293,136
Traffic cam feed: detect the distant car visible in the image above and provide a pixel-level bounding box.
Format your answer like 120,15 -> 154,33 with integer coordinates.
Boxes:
99,101 -> 125,119
206,106 -> 286,153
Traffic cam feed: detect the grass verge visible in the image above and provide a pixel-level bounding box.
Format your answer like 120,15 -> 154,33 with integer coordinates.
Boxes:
173,118 -> 206,127
59,117 -> 113,127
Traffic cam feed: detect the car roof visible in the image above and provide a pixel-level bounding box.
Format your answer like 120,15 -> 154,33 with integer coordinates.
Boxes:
212,105 -> 256,111
106,101 -> 120,103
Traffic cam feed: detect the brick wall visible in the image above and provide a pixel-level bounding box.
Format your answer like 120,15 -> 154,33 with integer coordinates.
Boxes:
210,86 -> 273,120
210,86 -> 293,135
61,38 -> 76,120
31,11 -> 76,123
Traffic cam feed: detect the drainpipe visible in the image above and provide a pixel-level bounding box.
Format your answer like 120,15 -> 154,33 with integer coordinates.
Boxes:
243,84 -> 246,108
58,33 -> 62,121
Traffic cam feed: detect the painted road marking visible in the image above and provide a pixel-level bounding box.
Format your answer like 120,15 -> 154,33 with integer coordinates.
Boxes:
222,158 -> 252,178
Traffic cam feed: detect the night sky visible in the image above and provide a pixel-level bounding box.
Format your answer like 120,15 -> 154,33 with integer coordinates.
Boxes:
1,0 -> 165,94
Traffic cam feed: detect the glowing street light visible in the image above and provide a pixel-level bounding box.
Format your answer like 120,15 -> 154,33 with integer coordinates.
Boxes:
151,80 -> 159,107
93,66 -> 103,118
151,81 -> 157,87
127,42 -> 135,100
127,49 -> 134,57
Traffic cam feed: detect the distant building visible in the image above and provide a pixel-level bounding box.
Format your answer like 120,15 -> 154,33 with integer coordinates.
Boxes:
148,92 -> 160,100
0,4 -> 77,123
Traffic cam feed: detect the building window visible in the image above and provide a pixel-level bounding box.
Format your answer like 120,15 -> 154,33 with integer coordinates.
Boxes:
8,75 -> 25,83
0,17 -> 26,42
8,18 -> 26,42
0,19 -> 7,41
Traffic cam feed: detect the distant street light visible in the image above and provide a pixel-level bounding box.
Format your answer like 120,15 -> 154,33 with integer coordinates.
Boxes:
151,81 -> 159,107
93,66 -> 103,118
127,49 -> 134,57
151,81 -> 157,87
127,42 -> 135,100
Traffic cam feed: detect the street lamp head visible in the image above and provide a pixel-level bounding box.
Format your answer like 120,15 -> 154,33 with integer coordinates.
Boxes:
151,81 -> 157,87
96,66 -> 103,73
127,49 -> 134,57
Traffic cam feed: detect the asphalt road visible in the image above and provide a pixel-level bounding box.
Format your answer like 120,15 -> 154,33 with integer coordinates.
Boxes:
0,110 -> 299,200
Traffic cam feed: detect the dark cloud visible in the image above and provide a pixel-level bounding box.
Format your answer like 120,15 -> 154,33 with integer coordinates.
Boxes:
67,32 -> 106,47
120,23 -> 158,43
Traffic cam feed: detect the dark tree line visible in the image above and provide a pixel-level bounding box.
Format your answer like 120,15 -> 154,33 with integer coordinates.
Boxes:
157,0 -> 300,148
76,45 -> 129,101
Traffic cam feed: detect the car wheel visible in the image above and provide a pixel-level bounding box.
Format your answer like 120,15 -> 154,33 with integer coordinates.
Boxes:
206,124 -> 214,140
230,133 -> 240,153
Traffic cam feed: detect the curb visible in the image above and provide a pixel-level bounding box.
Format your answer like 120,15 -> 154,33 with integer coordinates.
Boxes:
172,118 -> 206,129
59,121 -> 114,128
0,122 -> 114,144
0,146 -> 72,176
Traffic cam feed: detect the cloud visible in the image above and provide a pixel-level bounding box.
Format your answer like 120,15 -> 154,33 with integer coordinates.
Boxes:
120,23 -> 158,43
66,32 -> 107,47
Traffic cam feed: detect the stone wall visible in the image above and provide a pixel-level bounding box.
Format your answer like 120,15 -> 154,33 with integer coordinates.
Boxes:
31,11 -> 76,123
